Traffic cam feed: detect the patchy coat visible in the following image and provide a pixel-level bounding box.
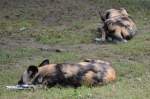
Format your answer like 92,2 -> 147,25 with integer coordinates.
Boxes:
99,8 -> 137,43
18,59 -> 116,87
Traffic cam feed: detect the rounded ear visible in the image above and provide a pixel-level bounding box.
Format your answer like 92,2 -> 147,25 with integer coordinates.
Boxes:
120,8 -> 128,16
27,65 -> 38,78
38,59 -> 49,67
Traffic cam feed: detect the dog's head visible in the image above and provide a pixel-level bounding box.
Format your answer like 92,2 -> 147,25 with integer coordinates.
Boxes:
18,59 -> 49,85
18,65 -> 38,85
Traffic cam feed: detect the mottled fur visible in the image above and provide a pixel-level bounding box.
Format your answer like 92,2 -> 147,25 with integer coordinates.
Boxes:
18,59 -> 116,87
99,8 -> 137,43
100,8 -> 129,22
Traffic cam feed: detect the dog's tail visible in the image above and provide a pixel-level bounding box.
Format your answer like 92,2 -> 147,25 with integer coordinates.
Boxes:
103,66 -> 116,83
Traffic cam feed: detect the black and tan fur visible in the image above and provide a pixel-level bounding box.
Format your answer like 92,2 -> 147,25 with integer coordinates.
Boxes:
18,59 -> 116,87
99,8 -> 137,43
99,8 -> 129,23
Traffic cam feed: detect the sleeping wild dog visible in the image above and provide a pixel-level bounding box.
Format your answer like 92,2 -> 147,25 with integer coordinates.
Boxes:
18,59 -> 116,87
98,8 -> 137,43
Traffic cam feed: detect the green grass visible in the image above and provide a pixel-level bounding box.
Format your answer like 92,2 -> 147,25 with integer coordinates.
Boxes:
0,0 -> 150,99
0,48 -> 40,64
0,32 -> 150,99
35,27 -> 96,45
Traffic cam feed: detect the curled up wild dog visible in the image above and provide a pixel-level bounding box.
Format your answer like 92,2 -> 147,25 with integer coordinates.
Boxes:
98,8 -> 137,43
18,59 -> 116,88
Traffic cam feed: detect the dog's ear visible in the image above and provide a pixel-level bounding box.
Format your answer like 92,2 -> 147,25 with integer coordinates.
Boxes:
38,59 -> 49,67
27,65 -> 38,78
120,8 -> 128,16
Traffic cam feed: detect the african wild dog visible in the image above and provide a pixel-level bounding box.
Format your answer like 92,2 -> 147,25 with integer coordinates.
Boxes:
18,59 -> 116,87
98,8 -> 137,43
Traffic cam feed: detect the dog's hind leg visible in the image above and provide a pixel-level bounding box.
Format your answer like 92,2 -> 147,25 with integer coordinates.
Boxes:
112,27 -> 127,43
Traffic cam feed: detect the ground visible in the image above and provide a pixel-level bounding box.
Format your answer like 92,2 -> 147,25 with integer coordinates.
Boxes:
0,0 -> 150,99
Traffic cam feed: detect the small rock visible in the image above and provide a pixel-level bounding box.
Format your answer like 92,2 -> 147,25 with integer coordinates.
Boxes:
19,27 -> 27,31
95,38 -> 102,42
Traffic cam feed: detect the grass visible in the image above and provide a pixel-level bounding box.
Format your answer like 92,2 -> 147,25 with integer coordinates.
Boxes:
0,31 -> 150,99
35,29 -> 94,45
0,0 -> 150,99
0,48 -> 40,64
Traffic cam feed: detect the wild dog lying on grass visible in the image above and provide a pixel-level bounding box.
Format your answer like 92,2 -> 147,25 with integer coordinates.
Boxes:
18,59 -> 116,88
98,8 -> 137,43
